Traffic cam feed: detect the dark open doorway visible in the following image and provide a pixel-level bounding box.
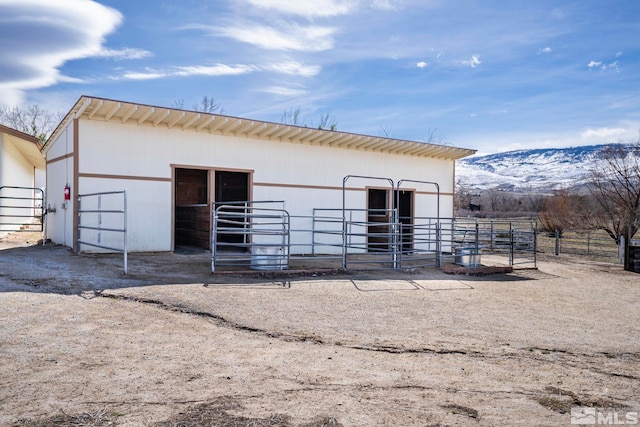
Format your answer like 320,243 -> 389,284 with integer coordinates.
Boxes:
174,168 -> 210,249
214,171 -> 250,245
174,169 -> 251,251
367,188 -> 390,252
366,188 -> 414,252
395,189 -> 414,251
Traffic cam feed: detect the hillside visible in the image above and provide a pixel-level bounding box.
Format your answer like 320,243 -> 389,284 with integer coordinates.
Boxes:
456,144 -> 620,193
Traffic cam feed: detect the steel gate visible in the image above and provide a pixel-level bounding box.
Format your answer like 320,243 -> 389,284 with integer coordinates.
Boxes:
0,186 -> 45,241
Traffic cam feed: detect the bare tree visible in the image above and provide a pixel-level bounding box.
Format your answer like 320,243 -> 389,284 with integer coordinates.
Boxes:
587,141 -> 640,270
0,104 -> 59,143
379,123 -> 394,138
173,96 -> 224,114
538,190 -> 575,234
315,112 -> 337,131
280,107 -> 338,130
194,96 -> 223,114
280,107 -> 302,126
454,178 -> 473,212
422,128 -> 447,145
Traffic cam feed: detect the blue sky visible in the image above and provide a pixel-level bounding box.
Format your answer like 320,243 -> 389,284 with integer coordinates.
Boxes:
1,0 -> 639,154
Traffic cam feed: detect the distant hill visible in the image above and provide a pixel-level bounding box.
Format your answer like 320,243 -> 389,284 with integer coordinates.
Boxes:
456,144 -> 622,193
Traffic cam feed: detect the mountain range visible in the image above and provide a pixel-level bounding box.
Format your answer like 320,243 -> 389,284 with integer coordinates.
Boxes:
455,144 -> 619,193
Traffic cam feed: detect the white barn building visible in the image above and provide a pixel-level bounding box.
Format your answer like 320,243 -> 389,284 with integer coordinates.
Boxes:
0,124 -> 46,235
43,96 -> 475,265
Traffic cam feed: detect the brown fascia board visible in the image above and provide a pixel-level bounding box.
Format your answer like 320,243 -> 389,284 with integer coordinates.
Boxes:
0,123 -> 42,149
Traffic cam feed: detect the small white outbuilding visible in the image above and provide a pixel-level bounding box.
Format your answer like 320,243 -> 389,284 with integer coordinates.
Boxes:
43,96 -> 475,258
0,124 -> 46,235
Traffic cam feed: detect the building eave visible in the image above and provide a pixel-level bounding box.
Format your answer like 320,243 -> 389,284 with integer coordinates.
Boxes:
45,96 -> 477,161
0,124 -> 45,169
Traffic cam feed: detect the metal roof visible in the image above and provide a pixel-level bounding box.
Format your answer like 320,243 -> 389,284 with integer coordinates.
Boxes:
45,96 -> 476,160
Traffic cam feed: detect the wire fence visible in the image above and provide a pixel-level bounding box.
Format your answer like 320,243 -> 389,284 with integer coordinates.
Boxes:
536,229 -> 621,263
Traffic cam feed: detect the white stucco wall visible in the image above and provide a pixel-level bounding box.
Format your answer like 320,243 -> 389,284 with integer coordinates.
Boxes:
44,123 -> 75,246
0,134 -> 40,233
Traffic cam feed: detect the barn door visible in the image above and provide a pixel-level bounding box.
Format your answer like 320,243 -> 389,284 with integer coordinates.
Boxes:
367,188 -> 391,252
174,168 -> 210,249
214,171 -> 249,244
395,189 -> 414,251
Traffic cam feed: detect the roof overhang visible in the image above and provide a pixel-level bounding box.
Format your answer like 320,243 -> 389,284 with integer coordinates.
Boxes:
45,96 -> 477,161
0,124 -> 45,169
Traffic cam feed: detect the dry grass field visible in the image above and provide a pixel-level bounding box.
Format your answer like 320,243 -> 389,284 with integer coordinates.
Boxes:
1,232 -> 638,426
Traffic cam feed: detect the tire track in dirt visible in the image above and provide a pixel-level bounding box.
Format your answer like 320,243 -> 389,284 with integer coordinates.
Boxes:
96,290 -> 640,383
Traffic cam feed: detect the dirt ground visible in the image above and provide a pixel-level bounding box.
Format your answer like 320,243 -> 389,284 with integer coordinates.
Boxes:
0,232 -> 638,426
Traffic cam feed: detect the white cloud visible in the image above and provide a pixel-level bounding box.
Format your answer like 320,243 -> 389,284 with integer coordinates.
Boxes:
0,0 -> 122,105
117,64 -> 256,81
174,64 -> 256,77
265,61 -> 321,77
601,61 -> 619,72
262,86 -> 308,96
95,47 -> 153,60
0,85 -> 25,107
461,54 -> 481,68
215,23 -> 336,51
580,127 -> 626,139
114,59 -> 322,83
416,61 -> 428,69
587,60 -> 619,72
120,71 -> 167,81
114,60 -> 321,81
538,47 -> 552,54
241,0 -> 355,18
370,0 -> 398,11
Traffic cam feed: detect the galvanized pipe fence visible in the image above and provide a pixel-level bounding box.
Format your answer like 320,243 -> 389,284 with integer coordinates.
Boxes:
211,201 -> 290,272
211,202 -> 538,272
0,186 -> 46,244
77,190 -> 128,274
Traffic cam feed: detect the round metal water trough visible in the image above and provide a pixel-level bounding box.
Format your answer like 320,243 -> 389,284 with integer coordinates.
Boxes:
455,247 -> 482,267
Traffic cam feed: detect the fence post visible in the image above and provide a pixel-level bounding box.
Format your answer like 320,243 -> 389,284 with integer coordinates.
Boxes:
510,225 -> 514,266
555,229 -> 560,256
475,221 -> 479,256
436,221 -> 441,268
619,235 -> 625,264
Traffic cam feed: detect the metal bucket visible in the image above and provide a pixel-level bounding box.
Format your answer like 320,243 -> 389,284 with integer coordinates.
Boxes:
455,247 -> 482,267
250,245 -> 288,270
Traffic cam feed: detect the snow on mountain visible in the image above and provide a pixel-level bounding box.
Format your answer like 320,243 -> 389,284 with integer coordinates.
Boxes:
456,145 -> 614,192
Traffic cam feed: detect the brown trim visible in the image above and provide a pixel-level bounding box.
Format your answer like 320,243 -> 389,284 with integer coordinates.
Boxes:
171,167 -> 177,250
170,163 -> 255,174
416,190 -> 454,197
72,119 -> 79,253
46,152 -> 74,165
255,182 -> 452,196
77,172 -> 172,182
171,165 -> 255,251
0,123 -> 41,148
